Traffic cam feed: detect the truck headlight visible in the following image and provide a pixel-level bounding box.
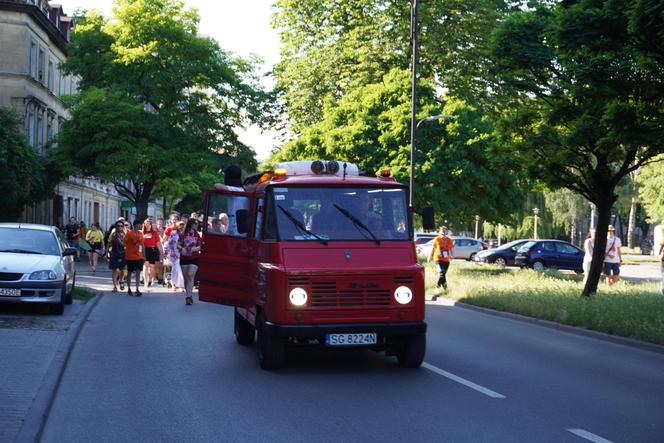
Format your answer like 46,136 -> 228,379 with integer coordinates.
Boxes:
289,287 -> 308,307
29,270 -> 57,280
394,286 -> 413,304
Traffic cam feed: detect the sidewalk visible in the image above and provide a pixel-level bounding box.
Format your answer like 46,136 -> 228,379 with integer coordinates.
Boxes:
0,295 -> 91,442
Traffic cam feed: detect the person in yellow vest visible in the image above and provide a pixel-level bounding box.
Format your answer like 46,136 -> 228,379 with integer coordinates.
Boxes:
428,226 -> 454,297
85,222 -> 105,273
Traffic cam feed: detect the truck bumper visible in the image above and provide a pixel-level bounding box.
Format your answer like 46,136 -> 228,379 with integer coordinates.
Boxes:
264,321 -> 427,338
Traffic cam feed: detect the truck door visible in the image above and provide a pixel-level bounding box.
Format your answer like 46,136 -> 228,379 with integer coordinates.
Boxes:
198,189 -> 254,308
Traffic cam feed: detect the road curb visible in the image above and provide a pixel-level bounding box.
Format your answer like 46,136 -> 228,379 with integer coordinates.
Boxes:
15,292 -> 104,443
449,300 -> 664,356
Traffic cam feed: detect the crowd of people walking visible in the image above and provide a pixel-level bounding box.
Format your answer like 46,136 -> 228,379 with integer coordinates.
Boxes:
66,213 -> 203,305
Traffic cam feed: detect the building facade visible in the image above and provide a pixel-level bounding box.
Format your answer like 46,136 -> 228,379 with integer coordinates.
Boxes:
0,0 -> 164,228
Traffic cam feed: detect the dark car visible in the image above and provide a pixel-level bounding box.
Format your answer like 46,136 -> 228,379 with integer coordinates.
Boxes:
514,240 -> 584,272
473,239 -> 531,267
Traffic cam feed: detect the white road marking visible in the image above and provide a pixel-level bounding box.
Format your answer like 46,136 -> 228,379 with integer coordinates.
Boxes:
567,428 -> 614,443
422,362 -> 506,399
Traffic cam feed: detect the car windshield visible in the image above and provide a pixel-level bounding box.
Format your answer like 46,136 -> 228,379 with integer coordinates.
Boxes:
0,228 -> 61,256
499,240 -> 526,250
517,241 -> 537,252
266,186 -> 410,242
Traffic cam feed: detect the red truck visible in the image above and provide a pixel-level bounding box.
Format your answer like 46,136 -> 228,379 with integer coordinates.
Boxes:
198,160 -> 430,369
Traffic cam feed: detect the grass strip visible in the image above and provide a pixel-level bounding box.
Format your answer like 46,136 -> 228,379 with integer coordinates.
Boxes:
426,261 -> 664,345
72,287 -> 95,302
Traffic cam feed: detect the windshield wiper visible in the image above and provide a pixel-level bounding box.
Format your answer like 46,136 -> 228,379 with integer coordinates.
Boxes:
278,205 -> 328,245
333,204 -> 380,245
0,249 -> 43,254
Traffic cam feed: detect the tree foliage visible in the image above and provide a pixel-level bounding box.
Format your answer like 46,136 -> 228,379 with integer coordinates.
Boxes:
54,0 -> 269,219
638,156 -> 664,224
487,0 -> 664,295
270,69 -> 521,223
273,0 -> 509,130
0,108 -> 46,221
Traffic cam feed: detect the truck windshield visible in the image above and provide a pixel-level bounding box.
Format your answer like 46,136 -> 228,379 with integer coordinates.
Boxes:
266,186 -> 410,242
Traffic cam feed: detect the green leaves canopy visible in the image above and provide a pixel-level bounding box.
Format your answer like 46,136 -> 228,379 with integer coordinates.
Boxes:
271,69 -> 520,224
55,0 -> 270,218
0,108 -> 46,221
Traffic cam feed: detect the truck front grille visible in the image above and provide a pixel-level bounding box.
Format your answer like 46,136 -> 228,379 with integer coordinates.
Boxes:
289,275 -> 398,308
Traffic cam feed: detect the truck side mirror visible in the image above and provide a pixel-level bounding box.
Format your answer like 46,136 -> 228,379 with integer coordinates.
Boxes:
421,206 -> 435,231
236,209 -> 249,234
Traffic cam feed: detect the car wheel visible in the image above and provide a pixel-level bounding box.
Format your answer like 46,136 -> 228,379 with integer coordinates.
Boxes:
396,334 -> 426,368
493,257 -> 507,267
50,281 -> 66,315
234,308 -> 255,346
65,274 -> 75,305
532,260 -> 545,272
256,311 -> 285,370
468,253 -> 476,262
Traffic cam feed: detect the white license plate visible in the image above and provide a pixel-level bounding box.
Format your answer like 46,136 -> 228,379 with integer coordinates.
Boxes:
0,288 -> 21,297
326,333 -> 377,346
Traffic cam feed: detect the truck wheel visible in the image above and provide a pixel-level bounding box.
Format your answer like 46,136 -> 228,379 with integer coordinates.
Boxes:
234,308 -> 255,346
396,334 -> 426,368
257,313 -> 285,370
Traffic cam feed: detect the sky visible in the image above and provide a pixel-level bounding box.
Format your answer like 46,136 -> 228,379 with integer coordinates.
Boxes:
57,0 -> 282,161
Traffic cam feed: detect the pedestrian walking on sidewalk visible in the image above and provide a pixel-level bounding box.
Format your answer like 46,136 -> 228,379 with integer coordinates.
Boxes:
428,226 -> 454,298
64,217 -> 80,261
179,219 -> 202,306
85,222 -> 105,273
124,220 -> 145,296
108,220 -> 127,292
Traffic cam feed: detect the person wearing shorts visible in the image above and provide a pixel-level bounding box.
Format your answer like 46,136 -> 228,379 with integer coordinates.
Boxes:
603,225 -> 622,287
141,218 -> 162,290
179,219 -> 202,306
124,220 -> 145,296
85,222 -> 105,272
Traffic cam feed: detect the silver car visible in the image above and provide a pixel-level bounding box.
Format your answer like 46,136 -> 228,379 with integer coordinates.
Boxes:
0,223 -> 77,315
417,236 -> 484,261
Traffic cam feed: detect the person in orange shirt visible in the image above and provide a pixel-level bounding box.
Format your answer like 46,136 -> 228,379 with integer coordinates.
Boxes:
124,219 -> 145,296
428,226 -> 454,296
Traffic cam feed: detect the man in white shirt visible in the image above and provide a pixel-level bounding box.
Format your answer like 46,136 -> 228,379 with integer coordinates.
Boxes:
604,225 -> 622,286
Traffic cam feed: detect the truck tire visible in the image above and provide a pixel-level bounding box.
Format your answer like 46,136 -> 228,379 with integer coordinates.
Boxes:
396,334 -> 426,368
234,308 -> 255,346
257,313 -> 285,370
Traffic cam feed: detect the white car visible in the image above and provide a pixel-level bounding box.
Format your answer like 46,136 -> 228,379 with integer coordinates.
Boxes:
0,223 -> 77,315
417,236 -> 484,261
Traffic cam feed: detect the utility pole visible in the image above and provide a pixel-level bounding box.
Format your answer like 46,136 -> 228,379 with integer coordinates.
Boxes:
408,0 -> 419,209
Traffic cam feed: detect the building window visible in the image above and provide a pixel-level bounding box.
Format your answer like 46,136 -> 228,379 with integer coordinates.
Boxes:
38,48 -> 45,83
59,72 -> 66,96
36,112 -> 44,153
27,108 -> 36,146
29,41 -> 37,78
48,60 -> 54,91
46,117 -> 53,142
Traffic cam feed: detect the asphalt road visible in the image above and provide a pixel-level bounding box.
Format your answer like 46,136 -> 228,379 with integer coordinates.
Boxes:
41,276 -> 664,442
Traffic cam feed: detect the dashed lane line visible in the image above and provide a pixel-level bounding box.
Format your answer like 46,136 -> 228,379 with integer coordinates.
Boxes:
422,362 -> 506,399
567,428 -> 614,443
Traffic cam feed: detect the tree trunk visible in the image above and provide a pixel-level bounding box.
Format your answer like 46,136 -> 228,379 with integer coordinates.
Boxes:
582,198 -> 613,297
134,198 -> 149,222
627,197 -> 636,249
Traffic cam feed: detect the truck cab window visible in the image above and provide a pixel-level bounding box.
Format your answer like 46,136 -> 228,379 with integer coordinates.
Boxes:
205,193 -> 250,238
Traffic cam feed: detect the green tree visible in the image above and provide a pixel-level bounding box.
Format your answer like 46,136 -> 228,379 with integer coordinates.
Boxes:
488,0 -> 664,295
544,188 -> 589,246
638,156 -> 664,224
271,69 -> 520,223
0,108 -> 46,221
54,0 -> 268,219
273,0 -> 508,131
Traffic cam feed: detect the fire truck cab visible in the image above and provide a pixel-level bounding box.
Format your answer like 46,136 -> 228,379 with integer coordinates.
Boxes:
198,160 -> 427,369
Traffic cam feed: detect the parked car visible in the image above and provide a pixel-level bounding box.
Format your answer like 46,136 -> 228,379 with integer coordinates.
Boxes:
473,239 -> 531,267
417,236 -> 484,261
0,223 -> 77,315
414,233 -> 437,245
514,239 -> 584,272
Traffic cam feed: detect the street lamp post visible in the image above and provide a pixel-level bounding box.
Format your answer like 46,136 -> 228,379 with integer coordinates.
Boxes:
533,207 -> 539,239
409,0 -> 420,209
475,215 -> 480,239
589,203 -> 596,230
